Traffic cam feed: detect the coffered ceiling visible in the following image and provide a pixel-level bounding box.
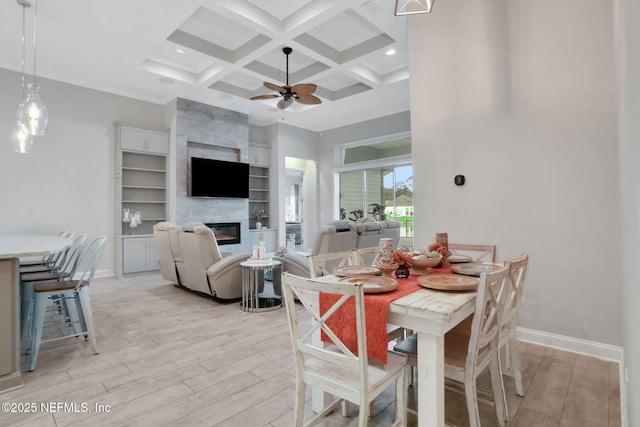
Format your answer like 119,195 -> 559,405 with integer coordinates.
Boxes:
0,0 -> 411,132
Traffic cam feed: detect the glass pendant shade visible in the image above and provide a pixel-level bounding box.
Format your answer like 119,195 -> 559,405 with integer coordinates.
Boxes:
18,83 -> 48,136
395,0 -> 435,15
10,121 -> 34,154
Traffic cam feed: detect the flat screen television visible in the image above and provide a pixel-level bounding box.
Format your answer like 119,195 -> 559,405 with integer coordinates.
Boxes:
190,157 -> 250,198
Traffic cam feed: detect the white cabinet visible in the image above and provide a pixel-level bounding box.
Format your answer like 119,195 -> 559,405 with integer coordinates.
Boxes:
120,124 -> 169,154
248,229 -> 277,253
249,144 -> 270,167
115,123 -> 169,275
123,237 -> 159,274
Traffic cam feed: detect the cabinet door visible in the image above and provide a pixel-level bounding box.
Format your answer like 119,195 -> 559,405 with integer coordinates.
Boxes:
146,130 -> 169,154
249,146 -> 270,167
120,126 -> 147,152
123,238 -> 150,274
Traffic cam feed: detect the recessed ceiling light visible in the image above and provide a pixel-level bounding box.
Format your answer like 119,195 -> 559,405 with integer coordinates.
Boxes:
386,49 -> 396,56
176,49 -> 185,54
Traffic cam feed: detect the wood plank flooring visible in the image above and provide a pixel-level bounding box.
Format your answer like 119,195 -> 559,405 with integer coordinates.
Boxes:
0,272 -> 621,426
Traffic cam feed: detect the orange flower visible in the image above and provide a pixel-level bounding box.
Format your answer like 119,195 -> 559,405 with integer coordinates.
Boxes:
392,250 -> 414,268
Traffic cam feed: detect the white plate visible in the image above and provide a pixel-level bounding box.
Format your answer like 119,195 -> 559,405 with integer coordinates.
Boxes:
451,263 -> 502,277
334,266 -> 381,277
417,274 -> 478,291
340,276 -> 398,293
447,254 -> 473,263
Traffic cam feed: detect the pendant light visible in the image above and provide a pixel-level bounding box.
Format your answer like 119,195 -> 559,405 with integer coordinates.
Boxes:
10,0 -> 34,154
395,0 -> 435,15
17,0 -> 48,136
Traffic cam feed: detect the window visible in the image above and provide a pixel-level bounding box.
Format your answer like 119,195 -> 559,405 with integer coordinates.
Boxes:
339,165 -> 413,248
336,134 -> 413,247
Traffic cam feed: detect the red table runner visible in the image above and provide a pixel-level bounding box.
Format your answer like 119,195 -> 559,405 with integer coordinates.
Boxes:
320,266 -> 454,365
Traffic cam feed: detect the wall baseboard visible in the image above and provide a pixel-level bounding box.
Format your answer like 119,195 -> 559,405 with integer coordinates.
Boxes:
517,326 -> 627,427
517,326 -> 623,362
94,269 -> 115,279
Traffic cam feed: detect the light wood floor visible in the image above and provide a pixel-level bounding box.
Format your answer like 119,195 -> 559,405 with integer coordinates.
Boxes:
0,272 -> 621,426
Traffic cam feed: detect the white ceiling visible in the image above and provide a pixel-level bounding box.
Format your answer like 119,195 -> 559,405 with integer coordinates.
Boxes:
0,0 -> 411,132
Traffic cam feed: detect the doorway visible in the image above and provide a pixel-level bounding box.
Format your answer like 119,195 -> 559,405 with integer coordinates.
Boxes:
285,171 -> 303,251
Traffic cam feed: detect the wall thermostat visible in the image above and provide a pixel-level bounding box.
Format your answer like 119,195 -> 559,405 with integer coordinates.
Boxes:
454,175 -> 465,186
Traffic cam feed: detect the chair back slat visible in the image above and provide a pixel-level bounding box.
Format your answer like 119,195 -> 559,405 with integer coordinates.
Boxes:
501,254 -> 529,326
467,266 -> 509,374
57,234 -> 88,276
449,243 -> 497,262
283,273 -> 368,386
351,246 -> 381,266
308,251 -> 353,278
72,236 -> 106,288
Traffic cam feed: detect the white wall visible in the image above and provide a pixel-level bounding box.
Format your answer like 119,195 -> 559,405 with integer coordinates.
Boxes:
408,0 -> 621,345
0,68 -> 168,274
619,0 -> 639,421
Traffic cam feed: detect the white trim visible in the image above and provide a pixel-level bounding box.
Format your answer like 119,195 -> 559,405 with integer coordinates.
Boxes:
516,326 -> 627,427
620,352 -> 629,427
517,326 -> 623,362
94,269 -> 115,279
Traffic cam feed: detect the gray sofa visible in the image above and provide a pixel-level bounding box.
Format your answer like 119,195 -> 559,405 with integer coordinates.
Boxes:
274,218 -> 401,277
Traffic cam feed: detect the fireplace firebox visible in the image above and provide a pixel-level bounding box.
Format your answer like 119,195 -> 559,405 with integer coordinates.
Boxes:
204,222 -> 241,245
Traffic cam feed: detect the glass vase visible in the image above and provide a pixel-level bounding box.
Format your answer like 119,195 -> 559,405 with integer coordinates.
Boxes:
395,264 -> 410,278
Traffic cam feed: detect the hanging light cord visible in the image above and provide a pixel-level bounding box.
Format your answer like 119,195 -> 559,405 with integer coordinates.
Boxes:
32,0 -> 37,85
20,1 -> 26,99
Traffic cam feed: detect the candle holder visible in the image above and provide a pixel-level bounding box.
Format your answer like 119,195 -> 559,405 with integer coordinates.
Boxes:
123,209 -> 141,234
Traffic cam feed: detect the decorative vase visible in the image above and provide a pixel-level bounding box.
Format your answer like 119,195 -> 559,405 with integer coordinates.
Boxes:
395,264 -> 410,278
377,263 -> 397,277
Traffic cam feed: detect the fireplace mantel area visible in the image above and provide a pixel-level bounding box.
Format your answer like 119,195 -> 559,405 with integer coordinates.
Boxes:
174,99 -> 254,254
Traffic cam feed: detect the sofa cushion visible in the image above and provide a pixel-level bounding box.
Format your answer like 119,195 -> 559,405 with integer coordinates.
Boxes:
355,221 -> 382,235
333,220 -> 351,232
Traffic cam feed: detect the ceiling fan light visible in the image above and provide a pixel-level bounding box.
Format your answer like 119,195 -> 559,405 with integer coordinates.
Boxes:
277,98 -> 294,110
395,0 -> 434,15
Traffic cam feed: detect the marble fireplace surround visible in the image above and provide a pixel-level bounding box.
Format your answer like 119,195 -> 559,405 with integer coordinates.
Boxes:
175,98 -> 251,253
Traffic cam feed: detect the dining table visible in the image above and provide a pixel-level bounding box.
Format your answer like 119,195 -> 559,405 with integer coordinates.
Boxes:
316,266 -> 479,427
0,234 -> 72,392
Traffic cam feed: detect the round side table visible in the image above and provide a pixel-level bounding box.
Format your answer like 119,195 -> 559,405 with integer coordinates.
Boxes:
240,259 -> 283,312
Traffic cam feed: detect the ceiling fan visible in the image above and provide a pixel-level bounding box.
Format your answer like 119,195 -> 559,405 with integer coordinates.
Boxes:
250,47 -> 322,110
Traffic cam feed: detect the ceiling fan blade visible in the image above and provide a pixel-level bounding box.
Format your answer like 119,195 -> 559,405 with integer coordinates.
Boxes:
264,82 -> 286,93
295,94 -> 322,105
291,83 -> 317,96
277,98 -> 294,110
250,94 -> 280,100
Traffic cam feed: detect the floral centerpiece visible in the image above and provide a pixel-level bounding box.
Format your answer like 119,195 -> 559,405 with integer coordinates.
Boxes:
392,249 -> 414,268
392,249 -> 413,278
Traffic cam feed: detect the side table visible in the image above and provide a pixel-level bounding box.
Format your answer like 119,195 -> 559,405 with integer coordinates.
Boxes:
240,259 -> 283,312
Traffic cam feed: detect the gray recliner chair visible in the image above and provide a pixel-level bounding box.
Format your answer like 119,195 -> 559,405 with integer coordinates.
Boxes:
153,222 -> 180,285
174,223 -> 250,299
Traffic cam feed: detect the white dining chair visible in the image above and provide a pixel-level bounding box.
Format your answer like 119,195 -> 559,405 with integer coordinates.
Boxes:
499,254 -> 529,397
308,251 -> 353,278
450,254 -> 530,398
448,243 -> 497,262
394,267 -> 510,427
28,236 -> 106,371
282,272 -> 407,427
